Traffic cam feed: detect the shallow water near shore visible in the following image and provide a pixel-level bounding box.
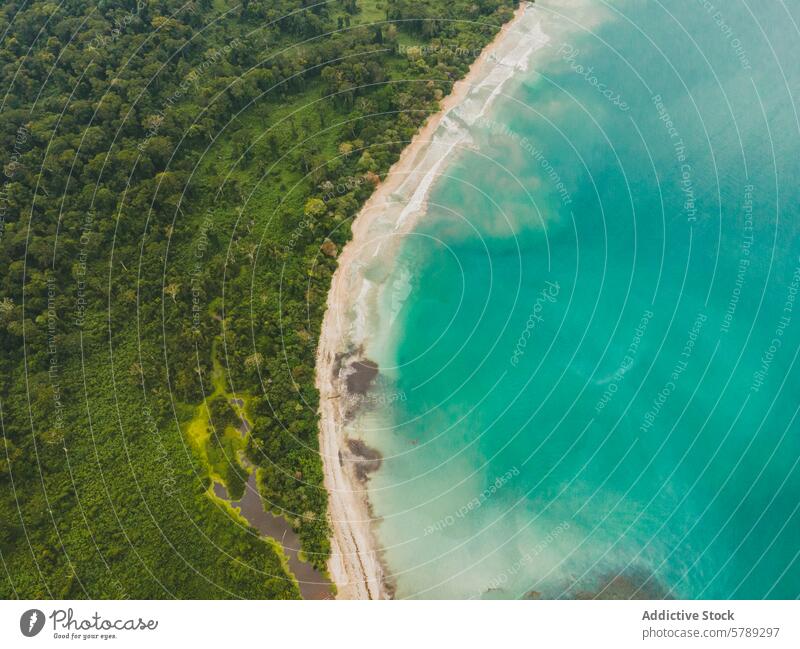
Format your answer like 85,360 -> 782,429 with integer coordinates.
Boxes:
350,0 -> 800,598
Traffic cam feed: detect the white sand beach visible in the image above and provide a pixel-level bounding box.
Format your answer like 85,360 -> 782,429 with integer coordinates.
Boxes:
315,1 -> 548,599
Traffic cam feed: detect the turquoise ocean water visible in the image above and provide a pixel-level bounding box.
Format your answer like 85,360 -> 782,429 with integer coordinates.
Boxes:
358,0 -> 800,598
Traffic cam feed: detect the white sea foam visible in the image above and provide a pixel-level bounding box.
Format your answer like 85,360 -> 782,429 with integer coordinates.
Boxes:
355,4 -> 551,355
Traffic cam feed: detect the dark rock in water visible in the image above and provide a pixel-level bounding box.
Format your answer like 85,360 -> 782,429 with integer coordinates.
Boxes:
346,359 -> 379,395
572,571 -> 671,600
332,351 -> 348,378
346,438 -> 382,482
346,438 -> 381,462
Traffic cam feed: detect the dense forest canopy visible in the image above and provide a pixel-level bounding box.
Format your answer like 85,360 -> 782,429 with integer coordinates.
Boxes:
0,0 -> 515,598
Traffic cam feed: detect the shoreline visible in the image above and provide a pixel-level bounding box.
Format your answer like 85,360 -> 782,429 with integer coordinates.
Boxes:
315,1 -> 544,599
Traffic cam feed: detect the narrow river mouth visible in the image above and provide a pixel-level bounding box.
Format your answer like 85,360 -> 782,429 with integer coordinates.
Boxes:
213,474 -> 333,600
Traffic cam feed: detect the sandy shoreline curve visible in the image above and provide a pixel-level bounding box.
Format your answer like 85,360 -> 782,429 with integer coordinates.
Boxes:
315,1 -> 545,599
